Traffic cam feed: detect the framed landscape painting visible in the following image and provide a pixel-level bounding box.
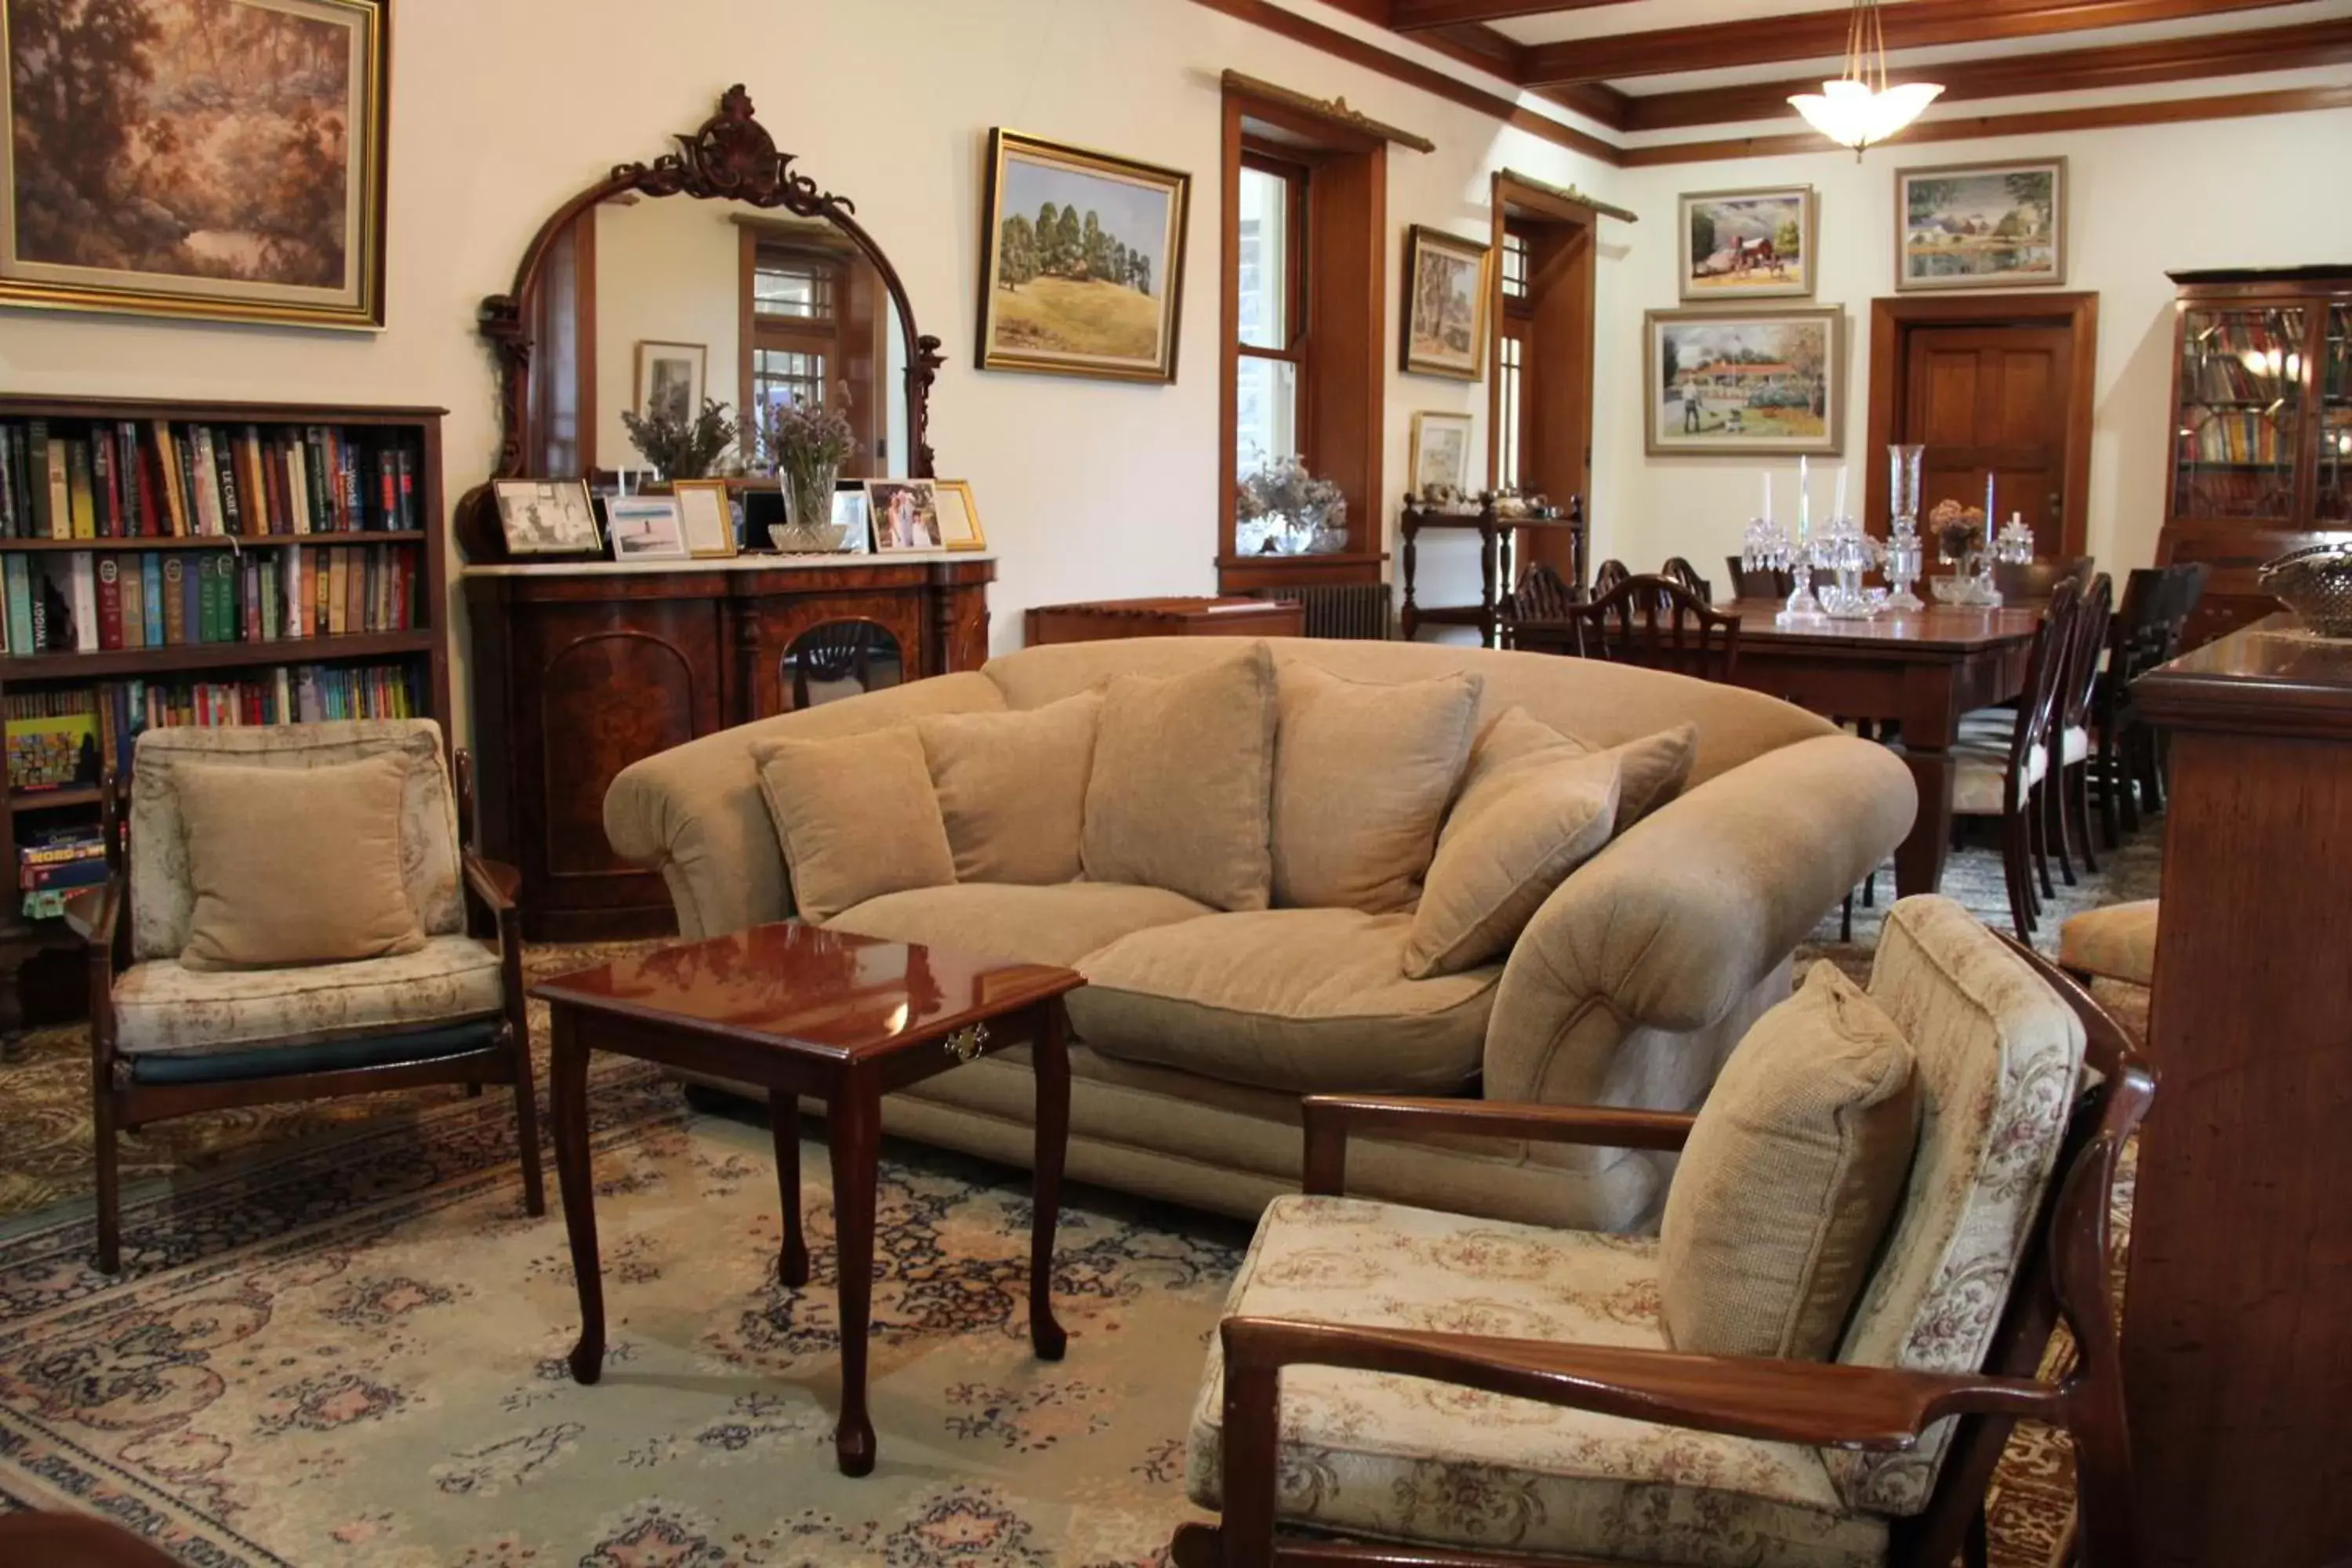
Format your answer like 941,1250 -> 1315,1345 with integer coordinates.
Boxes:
1679,186 -> 1815,300
1645,307 -> 1845,457
0,0 -> 390,329
1402,224 -> 1488,379
1896,158 -> 2067,291
977,129 -> 1191,383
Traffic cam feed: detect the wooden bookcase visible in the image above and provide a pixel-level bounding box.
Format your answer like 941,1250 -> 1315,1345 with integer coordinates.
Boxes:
0,394 -> 451,1036
2158,266 -> 2352,648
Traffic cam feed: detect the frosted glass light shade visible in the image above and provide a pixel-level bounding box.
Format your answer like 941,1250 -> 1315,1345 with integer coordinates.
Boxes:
1789,77 -> 1943,150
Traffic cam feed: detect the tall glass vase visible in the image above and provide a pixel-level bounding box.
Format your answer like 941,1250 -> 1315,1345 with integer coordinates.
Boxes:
1886,444 -> 1926,611
777,458 -> 843,550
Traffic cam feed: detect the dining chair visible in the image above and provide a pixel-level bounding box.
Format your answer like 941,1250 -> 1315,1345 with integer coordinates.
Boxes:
1591,557 -> 1631,596
1660,555 -> 1712,602
2049,573 -> 2113,884
1951,579 -> 2081,938
2092,568 -> 2166,845
1501,561 -> 1579,652
1559,572 -> 1741,682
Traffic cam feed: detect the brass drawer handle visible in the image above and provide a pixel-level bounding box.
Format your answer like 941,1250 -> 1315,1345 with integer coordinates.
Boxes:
944,1022 -> 989,1063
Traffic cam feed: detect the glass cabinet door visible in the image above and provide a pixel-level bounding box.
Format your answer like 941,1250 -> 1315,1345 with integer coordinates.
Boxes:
2173,305 -> 2307,521
2320,304 -> 2351,525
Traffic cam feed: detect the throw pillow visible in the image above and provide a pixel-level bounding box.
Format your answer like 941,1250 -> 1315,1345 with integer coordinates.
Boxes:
1447,708 -> 1697,837
753,725 -> 955,923
1658,959 -> 1922,1361
177,754 -> 426,971
1272,662 -> 1483,913
917,690 -> 1102,884
1081,643 -> 1277,913
1403,749 -> 1620,978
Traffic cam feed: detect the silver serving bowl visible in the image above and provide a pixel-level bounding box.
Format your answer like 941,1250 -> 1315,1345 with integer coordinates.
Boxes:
2259,543 -> 2352,637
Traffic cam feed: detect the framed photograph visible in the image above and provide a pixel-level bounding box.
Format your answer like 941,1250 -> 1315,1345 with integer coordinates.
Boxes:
604,495 -> 691,561
0,0 -> 390,330
831,487 -> 872,553
1645,307 -> 1846,457
932,480 -> 989,551
671,478 -> 736,558
1679,186 -> 1816,301
492,479 -> 602,557
633,341 -> 706,423
865,479 -> 942,552
1896,158 -> 2067,291
1408,412 -> 1475,496
1401,225 -> 1489,380
976,128 -> 1191,383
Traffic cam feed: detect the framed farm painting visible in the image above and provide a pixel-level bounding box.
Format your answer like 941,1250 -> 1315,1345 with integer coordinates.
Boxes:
1896,158 -> 2067,291
976,129 -> 1191,383
1679,186 -> 1815,301
1645,307 -> 1845,457
0,0 -> 391,329
1401,225 -> 1488,379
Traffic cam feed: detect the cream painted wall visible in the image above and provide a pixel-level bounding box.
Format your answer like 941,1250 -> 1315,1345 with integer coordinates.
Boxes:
593,198 -> 741,470
0,0 -> 1608,742
1588,108 -> 2352,585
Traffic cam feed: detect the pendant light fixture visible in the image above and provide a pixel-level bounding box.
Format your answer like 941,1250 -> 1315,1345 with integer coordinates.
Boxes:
1788,0 -> 1943,156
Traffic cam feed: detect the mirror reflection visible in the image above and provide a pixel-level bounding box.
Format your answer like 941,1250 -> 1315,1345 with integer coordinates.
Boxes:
784,620 -> 904,711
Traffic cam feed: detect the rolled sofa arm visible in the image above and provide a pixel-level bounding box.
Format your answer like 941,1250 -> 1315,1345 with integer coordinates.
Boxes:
604,671 -> 1007,939
1486,732 -> 1916,1107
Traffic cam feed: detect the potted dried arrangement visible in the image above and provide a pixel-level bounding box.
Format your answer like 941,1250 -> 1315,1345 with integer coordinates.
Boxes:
1236,456 -> 1348,556
766,397 -> 858,551
619,397 -> 738,480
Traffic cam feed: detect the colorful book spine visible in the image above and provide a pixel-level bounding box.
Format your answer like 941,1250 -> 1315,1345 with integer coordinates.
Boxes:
140,554 -> 164,647
95,556 -> 123,652
34,422 -> 66,540
64,440 -> 95,539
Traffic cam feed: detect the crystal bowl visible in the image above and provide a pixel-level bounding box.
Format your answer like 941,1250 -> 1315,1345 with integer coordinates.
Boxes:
768,522 -> 848,554
2259,543 -> 2352,637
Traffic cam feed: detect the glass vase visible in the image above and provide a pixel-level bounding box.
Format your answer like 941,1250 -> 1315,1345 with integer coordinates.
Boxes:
774,459 -> 843,552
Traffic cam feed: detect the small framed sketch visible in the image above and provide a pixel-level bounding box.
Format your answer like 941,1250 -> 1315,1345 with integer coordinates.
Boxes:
604,495 -> 691,561
865,479 -> 942,551
492,479 -> 603,557
1645,307 -> 1845,457
633,340 -> 707,421
670,478 -> 737,557
932,480 -> 989,551
1896,158 -> 2067,291
1679,186 -> 1815,300
1401,226 -> 1489,380
1408,412 -> 1475,496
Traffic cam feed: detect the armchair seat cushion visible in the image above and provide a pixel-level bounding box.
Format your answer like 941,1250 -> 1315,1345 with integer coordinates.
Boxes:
1185,1194 -> 1886,1568
113,935 -> 504,1058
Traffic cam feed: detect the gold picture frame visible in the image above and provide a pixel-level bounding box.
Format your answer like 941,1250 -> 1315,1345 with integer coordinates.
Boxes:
1679,185 -> 1817,302
932,479 -> 989,552
0,0 -> 391,330
1895,158 -> 2067,292
1644,307 -> 1846,457
1401,225 -> 1490,381
670,478 -> 738,558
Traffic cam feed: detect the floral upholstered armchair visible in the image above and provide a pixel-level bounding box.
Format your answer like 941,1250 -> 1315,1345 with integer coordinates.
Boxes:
80,720 -> 543,1273
1174,896 -> 2151,1568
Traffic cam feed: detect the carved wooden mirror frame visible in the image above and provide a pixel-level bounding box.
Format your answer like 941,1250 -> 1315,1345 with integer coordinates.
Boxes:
475,84 -> 942,494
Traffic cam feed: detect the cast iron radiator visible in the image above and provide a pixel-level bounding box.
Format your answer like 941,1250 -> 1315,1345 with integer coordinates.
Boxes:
1252,582 -> 1394,640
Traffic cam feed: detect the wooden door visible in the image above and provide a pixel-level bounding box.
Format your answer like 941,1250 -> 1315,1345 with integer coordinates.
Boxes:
1901,324 -> 2076,558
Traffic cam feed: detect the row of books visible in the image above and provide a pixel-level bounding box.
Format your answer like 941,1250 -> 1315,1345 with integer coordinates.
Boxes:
2179,412 -> 2290,466
0,544 -> 419,657
19,823 -> 105,920
0,419 -> 423,540
2,664 -> 426,792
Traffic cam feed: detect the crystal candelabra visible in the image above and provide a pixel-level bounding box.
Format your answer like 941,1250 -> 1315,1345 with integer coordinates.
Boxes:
1817,514 -> 1884,618
1994,514 -> 2036,565
1884,444 -> 1926,612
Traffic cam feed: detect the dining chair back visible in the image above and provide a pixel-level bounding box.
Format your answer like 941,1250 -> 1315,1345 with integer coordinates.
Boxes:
1660,556 -> 1712,602
1592,557 -> 1630,596
1560,572 -> 1741,683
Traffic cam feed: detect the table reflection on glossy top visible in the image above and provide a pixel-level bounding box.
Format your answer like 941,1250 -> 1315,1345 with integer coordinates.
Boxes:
1715,599 -> 2043,650
530,921 -> 1083,1058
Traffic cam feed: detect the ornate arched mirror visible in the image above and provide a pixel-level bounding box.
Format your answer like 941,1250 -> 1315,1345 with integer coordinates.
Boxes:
463,85 -> 942,557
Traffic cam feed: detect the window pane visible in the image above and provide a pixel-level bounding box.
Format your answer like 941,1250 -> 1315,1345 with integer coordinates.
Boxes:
1234,355 -> 1298,477
1237,166 -> 1290,350
755,254 -> 834,319
1501,231 -> 1529,300
751,349 -> 828,460
1498,333 -> 1523,492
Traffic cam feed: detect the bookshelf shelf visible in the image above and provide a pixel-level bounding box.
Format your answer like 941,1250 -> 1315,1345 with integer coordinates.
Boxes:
12,786 -> 103,812
0,532 -> 430,553
0,629 -> 436,683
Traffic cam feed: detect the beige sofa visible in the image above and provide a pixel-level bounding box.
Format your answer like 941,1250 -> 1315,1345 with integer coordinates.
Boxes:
604,637 -> 1915,1233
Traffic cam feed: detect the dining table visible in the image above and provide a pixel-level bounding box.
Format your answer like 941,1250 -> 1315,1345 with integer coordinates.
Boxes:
1711,598 -> 2045,898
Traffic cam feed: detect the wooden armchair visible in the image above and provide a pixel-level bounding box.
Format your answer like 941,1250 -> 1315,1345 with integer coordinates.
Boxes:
1174,899 -> 2149,1568
84,720 -> 543,1273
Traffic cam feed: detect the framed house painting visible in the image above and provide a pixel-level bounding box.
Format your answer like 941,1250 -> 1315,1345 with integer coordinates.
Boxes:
1896,158 -> 2067,291
1679,186 -> 1815,301
1401,225 -> 1488,379
1408,411 -> 1474,496
976,129 -> 1191,383
0,0 -> 390,329
633,341 -> 707,423
1645,307 -> 1845,457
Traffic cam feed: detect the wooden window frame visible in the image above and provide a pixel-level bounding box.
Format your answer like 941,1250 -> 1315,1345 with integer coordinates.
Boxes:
1235,150 -> 1312,479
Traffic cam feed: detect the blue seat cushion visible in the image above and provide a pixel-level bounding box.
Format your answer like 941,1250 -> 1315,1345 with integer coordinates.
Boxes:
126,1020 -> 504,1086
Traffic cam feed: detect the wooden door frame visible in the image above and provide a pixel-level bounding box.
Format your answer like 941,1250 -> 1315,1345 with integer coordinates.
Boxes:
1488,171 -> 1598,581
1865,291 -> 2098,557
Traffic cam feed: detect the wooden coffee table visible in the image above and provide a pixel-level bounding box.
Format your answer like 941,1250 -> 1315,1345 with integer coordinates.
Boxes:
530,921 -> 1084,1476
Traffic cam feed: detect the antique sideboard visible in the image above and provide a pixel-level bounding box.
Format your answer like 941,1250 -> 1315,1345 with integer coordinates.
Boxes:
464,553 -> 992,939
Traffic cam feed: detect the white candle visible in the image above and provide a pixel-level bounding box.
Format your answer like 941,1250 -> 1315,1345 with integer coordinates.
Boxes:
1834,466 -> 1849,522
1984,474 -> 1996,544
1798,456 -> 1811,537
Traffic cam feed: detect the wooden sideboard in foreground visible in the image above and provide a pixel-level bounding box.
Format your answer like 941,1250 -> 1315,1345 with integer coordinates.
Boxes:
2128,612 -> 2352,1568
465,553 -> 993,940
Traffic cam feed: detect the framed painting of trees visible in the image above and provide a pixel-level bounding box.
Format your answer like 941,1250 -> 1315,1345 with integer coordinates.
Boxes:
1896,158 -> 2067,292
976,129 -> 1191,383
0,0 -> 390,330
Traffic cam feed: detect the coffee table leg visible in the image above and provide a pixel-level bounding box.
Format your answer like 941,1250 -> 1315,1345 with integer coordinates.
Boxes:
1029,1000 -> 1069,1362
828,1073 -> 880,1476
550,1007 -> 604,1385
770,1089 -> 809,1288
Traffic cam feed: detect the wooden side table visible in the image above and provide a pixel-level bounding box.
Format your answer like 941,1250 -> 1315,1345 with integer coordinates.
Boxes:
1023,595 -> 1304,645
532,923 -> 1085,1477
1399,499 -> 1587,648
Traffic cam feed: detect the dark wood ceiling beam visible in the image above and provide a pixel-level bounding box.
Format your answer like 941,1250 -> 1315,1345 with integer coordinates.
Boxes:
1526,0 -> 2306,85
1390,0 -> 1639,27
1623,16 -> 2352,130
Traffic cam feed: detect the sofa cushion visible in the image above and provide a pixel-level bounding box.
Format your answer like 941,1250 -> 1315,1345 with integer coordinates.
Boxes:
1404,748 -> 1620,979
1660,960 -> 1920,1361
1272,662 -> 1482,913
176,754 -> 427,971
753,725 -> 955,923
1069,909 -> 1496,1094
1081,642 -> 1276,912
1827,895 -> 2086,1515
824,881 -> 1217,970
1456,707 -> 1697,835
916,690 -> 1101,885
2057,898 -> 2158,988
1186,1195 -> 1886,1568
114,935 -> 505,1057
